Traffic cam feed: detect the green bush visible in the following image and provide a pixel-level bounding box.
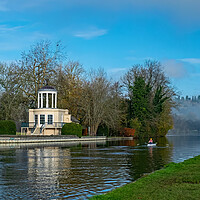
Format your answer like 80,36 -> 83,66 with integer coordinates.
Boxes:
0,120 -> 16,135
61,123 -> 82,137
129,118 -> 141,138
97,125 -> 109,136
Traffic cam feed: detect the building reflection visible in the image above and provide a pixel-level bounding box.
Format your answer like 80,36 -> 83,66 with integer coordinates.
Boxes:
0,139 -> 174,199
27,146 -> 71,197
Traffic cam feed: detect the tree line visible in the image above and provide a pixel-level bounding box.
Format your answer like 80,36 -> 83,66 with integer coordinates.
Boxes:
0,41 -> 176,137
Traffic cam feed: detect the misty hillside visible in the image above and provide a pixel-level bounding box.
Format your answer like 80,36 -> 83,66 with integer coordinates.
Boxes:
170,97 -> 200,134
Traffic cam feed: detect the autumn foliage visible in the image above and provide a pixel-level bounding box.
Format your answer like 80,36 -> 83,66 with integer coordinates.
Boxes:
120,128 -> 135,137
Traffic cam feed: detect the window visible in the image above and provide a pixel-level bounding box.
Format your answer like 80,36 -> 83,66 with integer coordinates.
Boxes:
48,115 -> 53,124
40,115 -> 45,125
35,115 -> 38,125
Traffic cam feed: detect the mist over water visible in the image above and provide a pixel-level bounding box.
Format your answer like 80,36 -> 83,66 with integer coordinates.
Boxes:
171,99 -> 200,134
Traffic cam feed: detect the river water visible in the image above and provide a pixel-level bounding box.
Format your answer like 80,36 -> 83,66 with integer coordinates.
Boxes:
0,136 -> 200,199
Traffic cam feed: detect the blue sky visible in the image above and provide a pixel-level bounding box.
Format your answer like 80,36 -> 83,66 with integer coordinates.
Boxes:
0,0 -> 200,96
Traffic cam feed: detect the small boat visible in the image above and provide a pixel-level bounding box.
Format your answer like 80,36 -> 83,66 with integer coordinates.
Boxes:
147,143 -> 157,147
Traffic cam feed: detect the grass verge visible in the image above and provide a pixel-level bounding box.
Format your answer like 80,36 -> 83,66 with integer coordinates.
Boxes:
90,155 -> 200,200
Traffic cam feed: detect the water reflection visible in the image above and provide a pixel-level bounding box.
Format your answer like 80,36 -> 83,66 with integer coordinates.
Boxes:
0,136 -> 197,199
116,137 -> 173,180
167,135 -> 200,163
27,147 -> 71,199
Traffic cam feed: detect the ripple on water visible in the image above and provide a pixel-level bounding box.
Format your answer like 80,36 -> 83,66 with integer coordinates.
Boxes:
0,136 -> 199,199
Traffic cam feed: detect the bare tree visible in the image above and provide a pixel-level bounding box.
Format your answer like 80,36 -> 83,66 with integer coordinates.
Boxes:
122,60 -> 175,99
80,69 -> 123,136
0,62 -> 28,122
17,40 -> 65,107
54,61 -> 84,118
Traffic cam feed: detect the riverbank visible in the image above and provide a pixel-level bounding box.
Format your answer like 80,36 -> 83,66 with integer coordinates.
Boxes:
0,135 -> 106,143
91,155 -> 200,200
0,135 -> 133,143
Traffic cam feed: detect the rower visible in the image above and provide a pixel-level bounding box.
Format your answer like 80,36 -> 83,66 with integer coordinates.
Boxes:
148,138 -> 153,144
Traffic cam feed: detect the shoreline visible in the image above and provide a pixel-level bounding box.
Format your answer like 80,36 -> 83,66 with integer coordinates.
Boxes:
90,155 -> 200,200
0,135 -> 133,144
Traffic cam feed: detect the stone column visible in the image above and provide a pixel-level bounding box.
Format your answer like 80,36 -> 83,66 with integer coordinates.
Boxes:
41,93 -> 43,108
52,93 -> 54,108
55,93 -> 57,108
46,93 -> 48,108
38,93 -> 40,108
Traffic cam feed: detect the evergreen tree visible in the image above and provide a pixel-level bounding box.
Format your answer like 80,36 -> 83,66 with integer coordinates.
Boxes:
153,86 -> 169,115
123,60 -> 176,138
128,76 -> 152,136
129,76 -> 151,122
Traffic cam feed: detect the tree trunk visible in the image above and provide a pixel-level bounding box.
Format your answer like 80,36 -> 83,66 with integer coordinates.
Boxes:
90,124 -> 99,136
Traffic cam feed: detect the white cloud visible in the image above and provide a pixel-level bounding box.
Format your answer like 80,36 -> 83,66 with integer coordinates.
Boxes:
70,0 -> 200,28
162,59 -> 187,78
178,58 -> 200,64
2,0 -> 200,27
74,28 -> 108,39
0,25 -> 24,33
107,67 -> 128,81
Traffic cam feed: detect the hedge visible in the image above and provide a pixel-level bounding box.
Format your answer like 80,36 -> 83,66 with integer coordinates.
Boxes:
61,123 -> 82,137
97,125 -> 109,136
0,120 -> 16,135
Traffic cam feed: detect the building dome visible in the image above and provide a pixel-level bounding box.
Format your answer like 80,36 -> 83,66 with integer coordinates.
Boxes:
38,85 -> 57,92
38,84 -> 57,109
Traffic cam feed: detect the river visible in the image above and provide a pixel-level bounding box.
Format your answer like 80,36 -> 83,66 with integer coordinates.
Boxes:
0,135 -> 199,199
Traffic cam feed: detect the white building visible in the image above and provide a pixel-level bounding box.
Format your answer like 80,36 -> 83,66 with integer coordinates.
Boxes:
21,85 -> 72,135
